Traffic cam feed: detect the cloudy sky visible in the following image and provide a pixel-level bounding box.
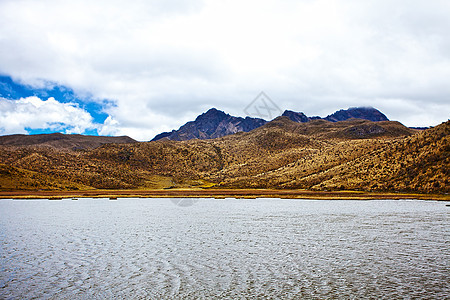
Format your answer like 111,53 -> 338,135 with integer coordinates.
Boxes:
0,0 -> 449,140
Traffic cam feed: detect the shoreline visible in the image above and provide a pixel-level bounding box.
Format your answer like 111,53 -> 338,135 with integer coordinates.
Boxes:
0,189 -> 448,201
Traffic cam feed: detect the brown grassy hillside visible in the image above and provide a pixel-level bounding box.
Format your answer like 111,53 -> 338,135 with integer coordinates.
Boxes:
0,133 -> 136,150
214,120 -> 448,193
0,118 -> 447,194
0,163 -> 90,191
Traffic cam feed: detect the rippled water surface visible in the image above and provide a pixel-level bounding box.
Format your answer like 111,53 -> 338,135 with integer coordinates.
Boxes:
1,198 -> 449,299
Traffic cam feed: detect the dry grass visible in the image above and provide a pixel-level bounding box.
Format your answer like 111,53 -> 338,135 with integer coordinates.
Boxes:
0,119 -> 448,195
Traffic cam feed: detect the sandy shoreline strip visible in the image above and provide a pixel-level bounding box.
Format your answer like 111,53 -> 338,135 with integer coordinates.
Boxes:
0,189 -> 448,201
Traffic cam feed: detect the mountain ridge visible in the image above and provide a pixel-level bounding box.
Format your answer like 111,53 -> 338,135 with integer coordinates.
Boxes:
0,106 -> 447,195
152,106 -> 391,141
325,107 -> 389,122
0,133 -> 136,150
1,116 -> 446,194
151,108 -> 267,141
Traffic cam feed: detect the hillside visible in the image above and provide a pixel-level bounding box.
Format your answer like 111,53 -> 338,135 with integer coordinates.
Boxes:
216,120 -> 448,193
0,133 -> 136,150
0,163 -> 90,191
0,118 -> 447,194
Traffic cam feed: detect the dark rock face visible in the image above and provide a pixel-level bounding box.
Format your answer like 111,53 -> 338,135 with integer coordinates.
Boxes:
151,108 -> 267,141
282,110 -> 310,123
325,107 -> 389,122
151,131 -> 172,141
282,107 -> 389,124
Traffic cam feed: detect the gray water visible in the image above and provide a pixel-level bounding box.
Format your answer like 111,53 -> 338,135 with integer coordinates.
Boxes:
0,198 -> 448,299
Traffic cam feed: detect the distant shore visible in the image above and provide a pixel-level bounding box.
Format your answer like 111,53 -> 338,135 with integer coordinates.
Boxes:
0,189 -> 448,201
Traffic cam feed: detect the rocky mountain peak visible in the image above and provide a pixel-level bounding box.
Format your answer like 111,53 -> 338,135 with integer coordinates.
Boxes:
195,108 -> 227,122
325,107 -> 389,122
151,108 -> 267,141
282,110 -> 310,123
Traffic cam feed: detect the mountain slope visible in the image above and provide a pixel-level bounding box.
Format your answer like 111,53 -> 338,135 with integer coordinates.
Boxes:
0,163 -> 90,191
0,116 -> 446,194
202,117 -> 416,186
0,133 -> 136,150
216,120 -> 448,193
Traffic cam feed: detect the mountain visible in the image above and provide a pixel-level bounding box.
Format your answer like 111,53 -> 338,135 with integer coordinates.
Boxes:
233,119 -> 447,193
325,107 -> 389,122
153,107 -> 390,142
1,104 -> 447,194
151,108 -> 267,141
2,116 -> 445,195
281,110 -> 309,122
283,107 -> 389,123
0,133 -> 136,150
205,118 -> 446,193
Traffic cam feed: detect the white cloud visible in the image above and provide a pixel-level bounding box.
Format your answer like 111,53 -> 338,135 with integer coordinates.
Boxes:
0,97 -> 97,135
0,0 -> 449,139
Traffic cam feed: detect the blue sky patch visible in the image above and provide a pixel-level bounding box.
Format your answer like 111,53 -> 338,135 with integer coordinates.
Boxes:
0,75 -> 112,125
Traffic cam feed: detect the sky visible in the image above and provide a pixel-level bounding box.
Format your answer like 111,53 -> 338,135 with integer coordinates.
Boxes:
0,0 -> 449,141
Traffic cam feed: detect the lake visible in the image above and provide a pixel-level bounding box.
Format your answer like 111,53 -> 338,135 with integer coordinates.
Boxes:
0,198 -> 448,299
